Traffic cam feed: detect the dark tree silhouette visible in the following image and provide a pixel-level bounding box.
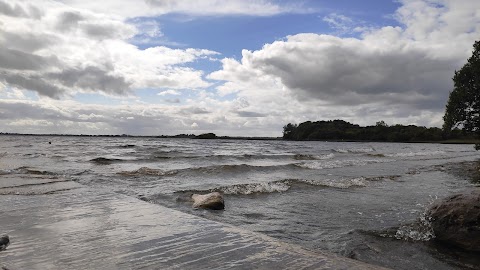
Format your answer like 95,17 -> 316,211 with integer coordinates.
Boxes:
282,120 -> 471,142
444,41 -> 480,149
283,123 -> 297,139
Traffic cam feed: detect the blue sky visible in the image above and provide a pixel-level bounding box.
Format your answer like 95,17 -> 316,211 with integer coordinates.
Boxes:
0,0 -> 478,136
137,0 -> 402,61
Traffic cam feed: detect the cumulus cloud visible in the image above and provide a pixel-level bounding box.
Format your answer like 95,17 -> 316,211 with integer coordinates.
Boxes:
0,1 -> 42,18
238,34 -> 455,107
1,0 -> 479,136
0,0 -> 217,98
0,47 -> 57,70
60,0 -> 305,18
210,0 -> 480,130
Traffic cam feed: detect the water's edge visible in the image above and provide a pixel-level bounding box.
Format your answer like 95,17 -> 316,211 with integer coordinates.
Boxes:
0,185 -> 387,270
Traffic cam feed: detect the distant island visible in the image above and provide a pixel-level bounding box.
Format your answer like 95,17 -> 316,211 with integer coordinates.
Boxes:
282,120 -> 477,143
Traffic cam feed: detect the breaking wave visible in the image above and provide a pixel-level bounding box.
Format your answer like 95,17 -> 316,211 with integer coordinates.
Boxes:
0,166 -> 57,176
176,177 -> 375,196
332,147 -> 376,154
295,158 -> 390,170
215,180 -> 291,195
293,153 -> 335,160
375,212 -> 435,242
90,157 -> 125,165
175,163 -> 299,175
385,150 -> 446,158
118,167 -> 178,176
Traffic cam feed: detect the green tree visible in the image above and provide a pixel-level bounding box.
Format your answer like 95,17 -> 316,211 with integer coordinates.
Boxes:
282,123 -> 297,139
376,120 -> 388,127
444,41 -> 480,149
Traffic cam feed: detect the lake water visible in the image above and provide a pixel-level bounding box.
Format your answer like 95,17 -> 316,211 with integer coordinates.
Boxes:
0,135 -> 479,269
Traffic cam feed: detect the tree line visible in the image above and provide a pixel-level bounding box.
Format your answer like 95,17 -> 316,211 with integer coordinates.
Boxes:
282,120 -> 475,142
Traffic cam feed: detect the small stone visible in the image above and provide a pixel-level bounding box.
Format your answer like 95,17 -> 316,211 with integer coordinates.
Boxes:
0,235 -> 10,251
192,192 -> 224,210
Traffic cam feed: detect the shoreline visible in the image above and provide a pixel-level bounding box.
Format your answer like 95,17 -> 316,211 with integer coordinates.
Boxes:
0,133 -> 477,145
0,183 -> 386,269
438,160 -> 480,184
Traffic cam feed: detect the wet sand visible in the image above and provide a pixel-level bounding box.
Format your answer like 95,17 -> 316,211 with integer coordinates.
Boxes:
0,177 -> 386,270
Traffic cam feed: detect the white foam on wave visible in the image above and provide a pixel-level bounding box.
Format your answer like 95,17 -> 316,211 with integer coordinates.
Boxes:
214,177 -> 369,195
295,158 -> 389,170
333,147 -> 375,154
302,177 -> 367,189
118,167 -> 178,176
393,212 -> 435,241
386,150 -> 446,158
218,181 -> 291,195
293,153 -> 335,160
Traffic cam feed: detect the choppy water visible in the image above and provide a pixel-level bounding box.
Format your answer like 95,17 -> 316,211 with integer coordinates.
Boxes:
1,135 -> 479,269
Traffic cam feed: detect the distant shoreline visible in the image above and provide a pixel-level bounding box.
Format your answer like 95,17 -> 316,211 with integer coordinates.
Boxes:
0,132 -> 281,141
0,132 -> 478,144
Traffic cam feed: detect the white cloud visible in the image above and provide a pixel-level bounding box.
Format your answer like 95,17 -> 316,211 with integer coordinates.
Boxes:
158,89 -> 181,96
164,98 -> 181,103
0,0 -> 478,136
0,0 -> 217,98
323,13 -> 356,34
209,0 -> 480,132
58,0 -> 306,18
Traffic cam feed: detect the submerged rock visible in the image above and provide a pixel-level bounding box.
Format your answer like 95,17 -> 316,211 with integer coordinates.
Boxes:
0,235 -> 9,251
192,192 -> 224,210
427,189 -> 480,251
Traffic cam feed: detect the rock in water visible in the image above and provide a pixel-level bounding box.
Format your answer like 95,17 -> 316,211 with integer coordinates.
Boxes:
427,189 -> 480,251
0,235 -> 9,251
192,192 -> 224,210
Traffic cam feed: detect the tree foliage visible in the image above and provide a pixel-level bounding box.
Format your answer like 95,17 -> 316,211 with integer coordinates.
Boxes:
196,133 -> 217,139
443,41 -> 480,148
282,119 -> 472,142
282,123 -> 297,140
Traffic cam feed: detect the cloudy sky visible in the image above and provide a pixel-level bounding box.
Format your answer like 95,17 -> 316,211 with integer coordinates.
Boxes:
0,0 -> 479,136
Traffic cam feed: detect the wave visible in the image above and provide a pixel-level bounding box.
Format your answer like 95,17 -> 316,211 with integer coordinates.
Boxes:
0,179 -> 71,189
13,144 -> 33,148
385,150 -> 446,158
148,153 -> 294,161
215,180 -> 291,195
293,153 -> 335,160
22,153 -> 47,158
332,147 -> 375,154
118,144 -> 136,148
299,177 -> 368,189
0,185 -> 79,195
367,153 -> 386,157
176,177 -> 371,196
365,212 -> 435,242
118,167 -> 178,176
173,163 -> 299,175
90,157 -> 124,165
0,166 -> 57,176
294,158 -> 390,170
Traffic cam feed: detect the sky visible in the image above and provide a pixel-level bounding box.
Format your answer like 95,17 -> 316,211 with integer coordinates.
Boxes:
0,0 -> 479,136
